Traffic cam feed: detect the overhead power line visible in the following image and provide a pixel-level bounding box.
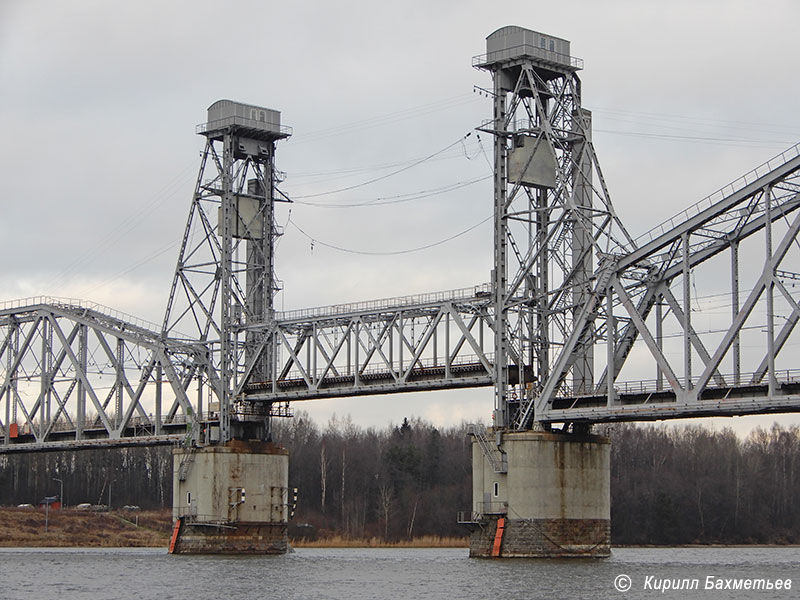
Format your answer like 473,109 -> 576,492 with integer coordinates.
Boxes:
293,175 -> 491,208
290,133 -> 473,199
288,214 -> 492,256
594,129 -> 793,148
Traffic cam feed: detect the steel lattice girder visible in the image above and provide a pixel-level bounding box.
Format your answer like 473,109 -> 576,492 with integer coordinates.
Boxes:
242,287 -> 497,402
522,145 -> 800,427
6,70 -> 800,449
0,300 -> 211,452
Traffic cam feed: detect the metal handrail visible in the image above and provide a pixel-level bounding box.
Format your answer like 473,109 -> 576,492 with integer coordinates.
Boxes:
196,116 -> 293,137
478,501 -> 508,515
276,283 -> 492,323
633,142 -> 800,247
457,510 -> 484,524
558,367 -> 800,398
0,295 -> 164,334
472,44 -> 583,70
468,423 -> 507,473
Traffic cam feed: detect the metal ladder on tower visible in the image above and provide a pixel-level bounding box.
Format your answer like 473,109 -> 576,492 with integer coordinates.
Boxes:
178,446 -> 197,481
468,424 -> 507,473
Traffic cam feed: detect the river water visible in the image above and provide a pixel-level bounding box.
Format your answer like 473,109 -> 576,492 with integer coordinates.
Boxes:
0,546 -> 797,600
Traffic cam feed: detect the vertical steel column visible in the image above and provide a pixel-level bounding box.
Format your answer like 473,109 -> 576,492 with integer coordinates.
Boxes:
4,320 -> 19,445
3,321 -> 11,446
40,316 -> 50,439
306,329 -> 312,385
682,233 -> 693,392
219,132 -> 235,443
197,368 -> 204,421
346,331 -> 352,378
433,321 -> 438,367
492,72 -> 509,428
12,325 -> 18,426
312,323 -> 318,386
272,333 -> 279,395
155,362 -> 162,436
656,300 -> 663,392
571,108 -> 594,394
354,320 -> 360,387
399,313 -> 404,379
246,146 -> 277,386
445,310 -> 451,379
536,187 -> 550,395
731,240 -> 741,385
115,337 -> 124,430
606,287 -> 614,406
765,185 -> 776,397
76,324 -> 87,440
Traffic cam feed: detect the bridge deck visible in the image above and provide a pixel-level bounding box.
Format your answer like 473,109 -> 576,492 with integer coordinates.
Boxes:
243,361 -> 495,401
4,371 -> 800,451
546,370 -> 800,423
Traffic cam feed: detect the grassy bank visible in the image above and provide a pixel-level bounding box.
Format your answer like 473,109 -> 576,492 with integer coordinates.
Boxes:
292,535 -> 468,548
0,507 -> 172,548
0,508 -> 469,549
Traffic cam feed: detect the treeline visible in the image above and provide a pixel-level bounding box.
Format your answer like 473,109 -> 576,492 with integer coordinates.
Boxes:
274,417 -> 800,544
611,423 -> 800,545
271,414 -> 472,540
1,417 -> 799,545
0,446 -> 172,510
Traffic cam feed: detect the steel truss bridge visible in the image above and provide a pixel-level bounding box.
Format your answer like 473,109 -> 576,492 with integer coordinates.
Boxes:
3,27 -> 800,453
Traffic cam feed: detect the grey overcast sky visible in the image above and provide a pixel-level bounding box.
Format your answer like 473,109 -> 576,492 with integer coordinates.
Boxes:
2,0 -> 799,432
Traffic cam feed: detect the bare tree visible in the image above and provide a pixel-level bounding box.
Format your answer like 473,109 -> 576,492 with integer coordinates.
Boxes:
407,495 -> 419,539
340,447 -> 346,530
378,483 -> 393,542
319,445 -> 328,513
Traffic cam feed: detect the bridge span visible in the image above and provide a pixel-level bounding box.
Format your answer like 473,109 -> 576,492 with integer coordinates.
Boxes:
2,25 -> 800,557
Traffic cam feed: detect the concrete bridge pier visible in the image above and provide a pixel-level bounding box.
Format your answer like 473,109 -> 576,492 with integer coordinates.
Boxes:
467,430 -> 610,558
170,440 -> 289,554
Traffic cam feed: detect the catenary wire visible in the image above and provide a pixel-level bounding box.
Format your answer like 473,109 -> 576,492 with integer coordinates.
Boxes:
290,132 -> 473,199
288,214 -> 492,256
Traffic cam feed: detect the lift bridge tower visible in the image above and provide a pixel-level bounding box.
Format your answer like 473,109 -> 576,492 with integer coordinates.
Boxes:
164,101 -> 293,553
465,25 -> 800,557
477,26 -> 633,430
466,26 -> 635,557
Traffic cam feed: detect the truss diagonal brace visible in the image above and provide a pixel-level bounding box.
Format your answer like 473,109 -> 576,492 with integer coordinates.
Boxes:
696,208 -> 800,392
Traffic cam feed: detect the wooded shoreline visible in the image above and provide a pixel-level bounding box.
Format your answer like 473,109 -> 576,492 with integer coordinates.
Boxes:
2,417 -> 799,546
